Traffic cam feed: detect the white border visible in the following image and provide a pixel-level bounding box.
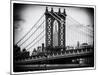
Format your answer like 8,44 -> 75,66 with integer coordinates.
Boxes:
11,0 -> 96,74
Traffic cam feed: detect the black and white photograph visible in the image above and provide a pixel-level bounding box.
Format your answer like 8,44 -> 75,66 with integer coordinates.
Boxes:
11,1 -> 95,74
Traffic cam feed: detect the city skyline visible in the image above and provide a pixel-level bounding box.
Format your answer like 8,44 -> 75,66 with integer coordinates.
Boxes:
12,2 -> 95,73
14,4 -> 94,52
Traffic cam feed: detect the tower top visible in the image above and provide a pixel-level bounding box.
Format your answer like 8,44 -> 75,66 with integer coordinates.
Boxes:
51,8 -> 53,12
58,8 -> 61,13
45,6 -> 48,13
63,9 -> 66,16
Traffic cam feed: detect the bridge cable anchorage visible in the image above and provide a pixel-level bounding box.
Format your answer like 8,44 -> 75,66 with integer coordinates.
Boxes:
16,13 -> 44,45
19,20 -> 45,47
49,12 -> 63,23
27,34 -> 45,50
24,29 -> 45,49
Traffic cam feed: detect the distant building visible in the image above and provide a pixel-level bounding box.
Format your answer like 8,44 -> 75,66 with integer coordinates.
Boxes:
80,43 -> 89,48
37,46 -> 42,52
42,43 -> 44,52
66,46 -> 74,50
77,41 -> 80,48
32,48 -> 37,55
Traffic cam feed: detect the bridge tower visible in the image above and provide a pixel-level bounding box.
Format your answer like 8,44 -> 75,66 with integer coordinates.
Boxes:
45,7 -> 66,52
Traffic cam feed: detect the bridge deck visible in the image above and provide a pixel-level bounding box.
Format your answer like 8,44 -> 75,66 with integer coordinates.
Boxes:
15,49 -> 93,63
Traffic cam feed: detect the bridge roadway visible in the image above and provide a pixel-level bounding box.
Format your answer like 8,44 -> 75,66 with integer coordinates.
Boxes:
15,48 -> 93,64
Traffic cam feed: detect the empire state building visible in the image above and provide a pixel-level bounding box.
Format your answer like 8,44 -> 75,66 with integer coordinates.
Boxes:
53,20 -> 58,47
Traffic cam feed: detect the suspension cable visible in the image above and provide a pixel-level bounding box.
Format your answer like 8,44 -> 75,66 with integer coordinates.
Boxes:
25,29 -> 45,49
67,15 -> 93,32
27,34 -> 45,50
48,12 -> 62,23
19,20 -> 45,46
68,25 -> 93,37
53,12 -> 62,20
16,13 -> 44,45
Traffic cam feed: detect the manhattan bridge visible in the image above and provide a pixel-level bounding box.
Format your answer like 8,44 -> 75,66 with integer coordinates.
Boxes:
13,7 -> 94,72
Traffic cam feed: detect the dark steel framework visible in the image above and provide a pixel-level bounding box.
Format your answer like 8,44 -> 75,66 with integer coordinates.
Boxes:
45,7 -> 66,52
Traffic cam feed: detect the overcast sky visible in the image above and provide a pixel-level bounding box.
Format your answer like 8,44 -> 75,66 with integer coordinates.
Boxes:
13,3 -> 94,52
